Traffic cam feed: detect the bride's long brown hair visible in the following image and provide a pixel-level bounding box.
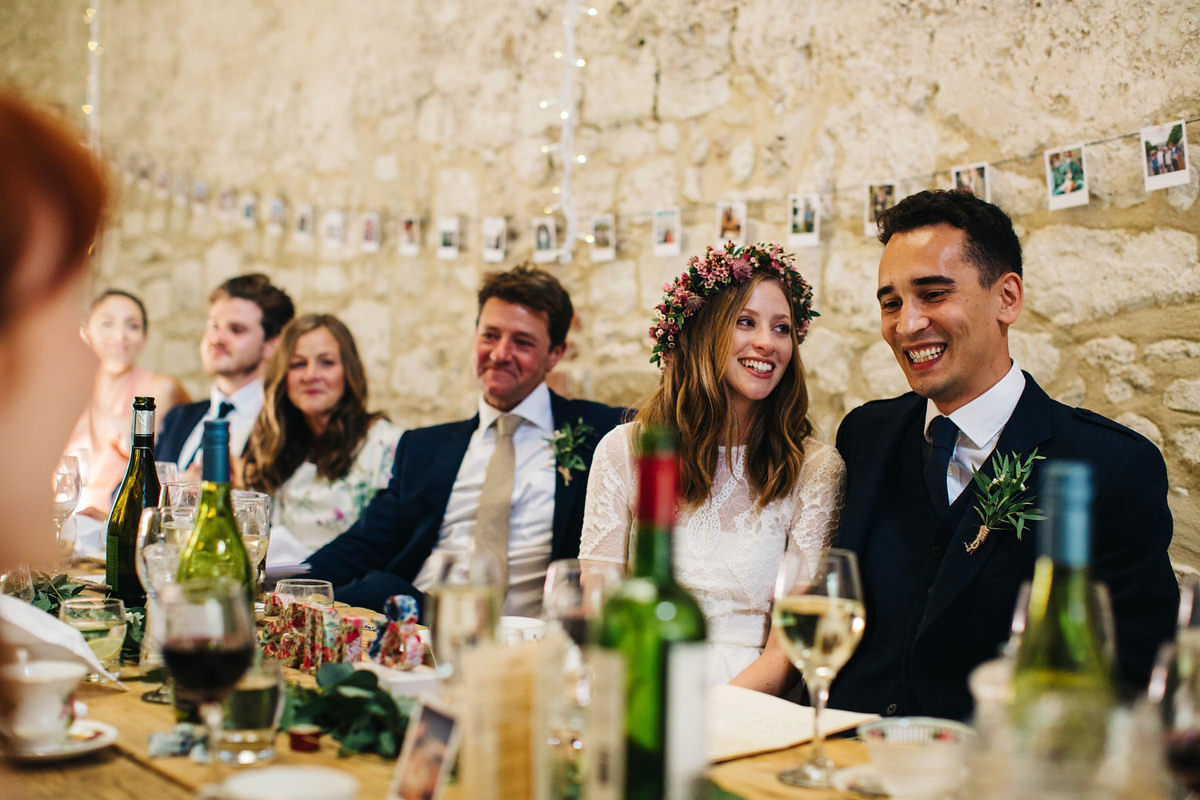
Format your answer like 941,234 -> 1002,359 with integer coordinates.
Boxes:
635,273 -> 813,508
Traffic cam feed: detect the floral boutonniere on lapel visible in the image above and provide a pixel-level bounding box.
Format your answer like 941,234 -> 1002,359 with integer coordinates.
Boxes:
546,418 -> 596,486
965,448 -> 1048,553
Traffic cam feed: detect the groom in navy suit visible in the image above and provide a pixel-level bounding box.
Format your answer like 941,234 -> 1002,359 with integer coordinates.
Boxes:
305,265 -> 625,614
829,190 -> 1177,721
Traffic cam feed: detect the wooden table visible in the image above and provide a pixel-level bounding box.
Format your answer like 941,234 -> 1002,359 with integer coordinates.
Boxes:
4,669 -> 869,800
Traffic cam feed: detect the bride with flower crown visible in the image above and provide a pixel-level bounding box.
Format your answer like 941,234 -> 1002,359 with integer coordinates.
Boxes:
580,242 -> 846,695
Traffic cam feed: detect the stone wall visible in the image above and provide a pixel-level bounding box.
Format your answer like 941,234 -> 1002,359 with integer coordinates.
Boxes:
4,0 -> 1200,564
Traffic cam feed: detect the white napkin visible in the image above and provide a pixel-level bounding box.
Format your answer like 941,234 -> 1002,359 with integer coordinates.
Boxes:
264,523 -> 313,568
0,595 -> 121,683
65,513 -> 106,560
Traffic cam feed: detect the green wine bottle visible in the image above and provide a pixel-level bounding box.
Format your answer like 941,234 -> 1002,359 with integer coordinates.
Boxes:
595,426 -> 708,800
176,419 -> 255,605
1010,460 -> 1114,790
105,396 -> 160,609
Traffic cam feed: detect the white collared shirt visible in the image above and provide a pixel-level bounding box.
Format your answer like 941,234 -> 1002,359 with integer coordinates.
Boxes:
177,381 -> 266,470
412,383 -> 557,617
924,360 -> 1026,505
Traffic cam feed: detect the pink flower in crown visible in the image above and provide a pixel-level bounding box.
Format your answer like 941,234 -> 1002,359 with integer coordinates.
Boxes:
682,292 -> 704,314
730,255 -> 753,281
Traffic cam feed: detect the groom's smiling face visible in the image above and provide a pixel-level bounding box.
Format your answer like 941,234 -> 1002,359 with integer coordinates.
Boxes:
876,223 -> 1021,415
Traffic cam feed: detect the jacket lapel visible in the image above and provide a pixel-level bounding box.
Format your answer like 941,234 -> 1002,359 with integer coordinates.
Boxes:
920,375 -> 1054,630
548,392 -> 580,545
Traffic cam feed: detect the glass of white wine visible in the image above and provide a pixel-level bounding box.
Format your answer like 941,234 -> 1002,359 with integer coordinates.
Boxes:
232,489 -> 271,600
771,547 -> 866,788
52,454 -> 82,565
423,548 -> 503,683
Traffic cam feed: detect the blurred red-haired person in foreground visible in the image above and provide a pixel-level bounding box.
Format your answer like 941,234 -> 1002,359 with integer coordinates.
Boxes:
0,90 -> 107,608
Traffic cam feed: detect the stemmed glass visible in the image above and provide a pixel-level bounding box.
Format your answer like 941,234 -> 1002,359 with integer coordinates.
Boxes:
232,489 -> 271,601
136,507 -> 183,702
52,454 -> 82,565
771,547 -> 866,788
542,558 -> 621,646
1149,573 -> 1200,799
160,578 -> 255,785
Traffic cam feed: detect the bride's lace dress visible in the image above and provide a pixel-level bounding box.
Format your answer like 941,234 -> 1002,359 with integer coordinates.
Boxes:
581,423 -> 846,684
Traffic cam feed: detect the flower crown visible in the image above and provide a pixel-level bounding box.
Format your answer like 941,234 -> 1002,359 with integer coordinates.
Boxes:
649,241 -> 818,367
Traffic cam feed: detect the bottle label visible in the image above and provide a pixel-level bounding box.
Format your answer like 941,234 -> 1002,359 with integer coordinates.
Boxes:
665,642 -> 707,800
584,649 -> 626,800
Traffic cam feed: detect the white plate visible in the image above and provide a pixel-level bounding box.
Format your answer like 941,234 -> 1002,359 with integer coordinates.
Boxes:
6,719 -> 118,762
832,763 -> 889,798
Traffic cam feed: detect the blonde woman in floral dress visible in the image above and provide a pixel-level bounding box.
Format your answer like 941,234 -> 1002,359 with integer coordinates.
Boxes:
243,314 -> 400,562
581,242 -> 845,695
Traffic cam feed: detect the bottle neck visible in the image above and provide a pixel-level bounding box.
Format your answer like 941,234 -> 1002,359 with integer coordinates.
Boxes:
131,408 -> 155,450
633,449 -> 676,581
202,441 -> 231,483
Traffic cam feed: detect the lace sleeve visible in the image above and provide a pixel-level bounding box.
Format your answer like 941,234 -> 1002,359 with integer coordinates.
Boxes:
788,440 -> 847,566
580,423 -> 637,566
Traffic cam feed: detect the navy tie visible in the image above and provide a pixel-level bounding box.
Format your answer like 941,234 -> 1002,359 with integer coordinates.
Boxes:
217,401 -> 235,419
924,416 -> 959,514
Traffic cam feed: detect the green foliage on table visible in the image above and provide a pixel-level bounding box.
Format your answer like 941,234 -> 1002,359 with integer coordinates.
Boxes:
282,662 -> 413,758
120,606 -> 145,664
29,572 -> 87,617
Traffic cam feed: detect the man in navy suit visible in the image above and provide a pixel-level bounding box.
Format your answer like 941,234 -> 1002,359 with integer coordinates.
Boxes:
828,190 -> 1177,720
305,265 -> 625,614
157,273 -> 294,473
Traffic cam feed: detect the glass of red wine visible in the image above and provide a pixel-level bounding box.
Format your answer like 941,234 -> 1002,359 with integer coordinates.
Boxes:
1150,632 -> 1200,798
160,577 -> 255,785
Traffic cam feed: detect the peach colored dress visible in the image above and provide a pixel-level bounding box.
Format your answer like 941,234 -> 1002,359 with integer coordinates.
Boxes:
63,368 -> 158,516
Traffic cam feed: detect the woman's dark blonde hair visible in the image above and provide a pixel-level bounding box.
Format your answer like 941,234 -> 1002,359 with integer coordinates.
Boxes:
244,314 -> 385,493
635,273 -> 813,507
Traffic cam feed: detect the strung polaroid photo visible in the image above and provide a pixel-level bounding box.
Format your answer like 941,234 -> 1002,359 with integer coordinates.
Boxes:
591,213 -> 615,262
294,203 -> 313,241
387,701 -> 460,800
951,162 -> 991,202
265,196 -> 287,237
1044,144 -> 1089,210
437,216 -> 460,260
787,193 -> 820,248
864,182 -> 896,237
322,209 -> 346,251
481,216 -> 507,263
173,174 -> 190,209
715,200 -> 747,245
217,188 -> 237,222
155,168 -> 171,200
653,207 -> 682,256
360,210 -> 381,253
1142,121 -> 1190,192
532,217 -> 558,263
137,161 -> 153,191
398,215 -> 421,256
192,182 -> 210,215
239,193 -> 259,230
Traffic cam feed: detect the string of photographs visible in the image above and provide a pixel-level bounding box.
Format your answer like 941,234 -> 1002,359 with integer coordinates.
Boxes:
111,117 -> 1193,266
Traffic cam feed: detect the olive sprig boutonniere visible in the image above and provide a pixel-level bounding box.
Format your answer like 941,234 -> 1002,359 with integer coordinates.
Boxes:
546,418 -> 596,486
965,448 -> 1048,553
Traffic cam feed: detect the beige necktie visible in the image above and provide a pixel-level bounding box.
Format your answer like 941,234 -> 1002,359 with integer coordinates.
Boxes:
476,413 -> 521,597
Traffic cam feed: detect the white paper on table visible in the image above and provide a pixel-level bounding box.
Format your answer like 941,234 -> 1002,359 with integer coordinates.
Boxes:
264,523 -> 312,568
0,595 -> 121,684
706,684 -> 878,763
66,513 -> 106,560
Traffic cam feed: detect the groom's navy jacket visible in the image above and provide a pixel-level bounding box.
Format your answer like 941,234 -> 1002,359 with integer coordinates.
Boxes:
828,373 -> 1177,720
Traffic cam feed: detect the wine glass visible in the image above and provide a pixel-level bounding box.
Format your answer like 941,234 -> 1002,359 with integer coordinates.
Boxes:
232,489 -> 271,600
52,454 -> 82,565
1150,634 -> 1200,799
160,578 -> 255,785
136,507 -> 182,702
542,558 -> 621,646
771,547 -> 866,788
423,548 -> 503,683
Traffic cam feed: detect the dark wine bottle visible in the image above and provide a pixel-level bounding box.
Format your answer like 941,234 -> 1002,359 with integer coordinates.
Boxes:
176,419 -> 255,604
595,426 -> 708,800
105,396 -> 160,609
1010,460 -> 1114,791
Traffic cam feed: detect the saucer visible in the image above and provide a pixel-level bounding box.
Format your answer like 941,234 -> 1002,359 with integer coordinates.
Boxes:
7,720 -> 118,762
832,764 -> 890,798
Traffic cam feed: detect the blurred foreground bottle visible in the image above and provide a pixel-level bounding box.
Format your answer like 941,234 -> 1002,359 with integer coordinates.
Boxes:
1009,460 -> 1114,795
594,426 -> 707,800
176,419 -> 254,605
106,396 -> 160,609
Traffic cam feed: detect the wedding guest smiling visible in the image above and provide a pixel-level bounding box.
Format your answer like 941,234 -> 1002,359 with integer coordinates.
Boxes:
243,314 -> 401,562
580,242 -> 846,695
63,289 -> 190,519
829,189 -> 1177,720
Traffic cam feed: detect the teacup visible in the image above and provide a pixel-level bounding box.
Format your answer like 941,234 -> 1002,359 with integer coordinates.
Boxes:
0,659 -> 88,748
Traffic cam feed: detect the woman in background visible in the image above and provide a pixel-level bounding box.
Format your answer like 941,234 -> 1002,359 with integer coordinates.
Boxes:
64,289 -> 189,518
581,242 -> 845,695
243,313 -> 400,561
